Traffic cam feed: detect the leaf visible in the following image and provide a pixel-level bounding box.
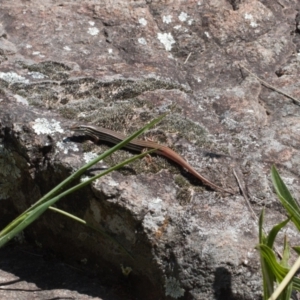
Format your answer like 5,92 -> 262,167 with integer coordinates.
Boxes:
266,218 -> 290,249
257,244 -> 300,291
259,209 -> 275,298
292,246 -> 300,256
0,112 -> 169,249
259,209 -> 266,244
271,166 -> 300,231
280,235 -> 290,269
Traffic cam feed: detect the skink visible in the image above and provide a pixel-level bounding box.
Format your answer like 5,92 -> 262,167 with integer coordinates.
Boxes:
70,124 -> 233,194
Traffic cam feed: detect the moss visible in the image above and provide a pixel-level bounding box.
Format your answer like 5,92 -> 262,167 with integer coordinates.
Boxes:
82,142 -> 96,153
174,174 -> 188,187
59,106 -> 78,120
176,187 -> 193,205
25,61 -> 71,79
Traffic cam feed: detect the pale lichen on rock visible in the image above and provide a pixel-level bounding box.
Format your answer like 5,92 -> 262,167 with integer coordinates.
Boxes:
164,276 -> 185,299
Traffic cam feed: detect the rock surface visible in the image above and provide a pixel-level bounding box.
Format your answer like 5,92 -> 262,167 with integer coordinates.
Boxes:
1,0 -> 300,299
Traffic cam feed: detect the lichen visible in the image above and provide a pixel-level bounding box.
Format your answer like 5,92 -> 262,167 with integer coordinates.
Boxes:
32,118 -> 63,135
164,276 -> 185,299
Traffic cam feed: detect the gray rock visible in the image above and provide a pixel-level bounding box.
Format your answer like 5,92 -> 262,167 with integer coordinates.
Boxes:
1,0 -> 300,299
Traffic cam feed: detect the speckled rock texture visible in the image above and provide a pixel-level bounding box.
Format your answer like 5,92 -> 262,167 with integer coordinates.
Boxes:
1,0 -> 300,299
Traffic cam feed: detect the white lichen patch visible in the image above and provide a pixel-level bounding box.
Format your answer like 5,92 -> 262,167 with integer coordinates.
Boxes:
143,213 -> 166,232
138,37 -> 147,45
106,177 -> 119,187
139,18 -> 147,26
32,118 -> 63,135
163,15 -> 172,24
88,21 -> 95,26
87,27 -> 99,36
28,71 -> 47,79
56,140 -> 79,155
14,94 -> 28,106
80,175 -> 92,183
142,198 -> 166,233
204,31 -> 211,38
157,32 -> 175,51
147,197 -> 163,211
83,151 -> 99,163
178,12 -> 189,22
0,71 -> 29,84
187,19 -> 194,25
63,46 -> 71,51
244,13 -> 258,28
165,276 -> 185,298
244,13 -> 252,20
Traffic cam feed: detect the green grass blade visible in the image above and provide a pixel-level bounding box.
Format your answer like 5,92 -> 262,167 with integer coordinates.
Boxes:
271,166 -> 300,230
278,236 -> 292,300
0,196 -> 59,247
0,112 -> 168,240
261,257 -> 274,299
268,256 -> 300,299
259,209 -> 275,298
257,244 -> 287,279
292,246 -> 300,255
21,112 -> 169,214
277,200 -> 300,232
278,283 -> 293,300
271,166 -> 297,209
259,209 -> 265,244
0,214 -> 28,237
0,148 -> 156,246
257,244 -> 300,291
266,218 -> 290,249
280,235 -> 290,268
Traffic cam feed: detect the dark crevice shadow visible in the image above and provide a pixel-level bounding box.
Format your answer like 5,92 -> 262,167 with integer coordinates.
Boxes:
213,267 -> 240,300
0,242 -> 129,300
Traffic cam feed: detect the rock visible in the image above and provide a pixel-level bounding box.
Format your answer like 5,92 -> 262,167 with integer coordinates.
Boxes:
1,0 -> 300,299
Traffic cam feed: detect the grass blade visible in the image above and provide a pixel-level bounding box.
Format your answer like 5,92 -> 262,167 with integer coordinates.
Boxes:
0,111 -> 168,245
271,166 -> 300,230
266,218 -> 290,249
0,148 -> 156,247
